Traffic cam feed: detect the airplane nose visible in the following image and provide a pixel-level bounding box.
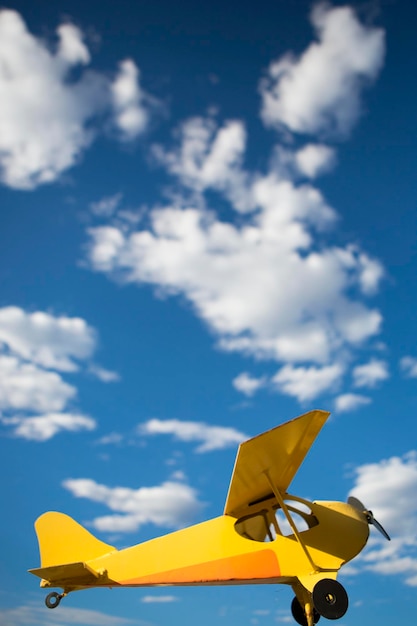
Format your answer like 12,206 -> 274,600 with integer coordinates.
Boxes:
347,496 -> 391,541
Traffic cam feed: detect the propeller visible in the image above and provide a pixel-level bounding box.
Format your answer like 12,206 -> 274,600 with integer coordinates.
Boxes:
348,496 -> 391,541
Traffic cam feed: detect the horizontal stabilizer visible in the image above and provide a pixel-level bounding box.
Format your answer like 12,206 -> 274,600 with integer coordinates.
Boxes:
29,561 -> 100,586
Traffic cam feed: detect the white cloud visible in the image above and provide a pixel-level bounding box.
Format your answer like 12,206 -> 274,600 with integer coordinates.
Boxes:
95,432 -> 124,445
1,412 -> 96,441
56,23 -> 91,65
334,393 -> 371,413
63,478 -> 204,532
0,10 -> 105,189
111,59 -> 149,141
0,355 -> 76,412
0,603 -> 136,626
0,306 -> 112,440
141,595 -> 178,603
353,359 -> 389,388
153,116 -> 253,212
90,193 -> 123,218
0,306 -> 96,372
400,356 -> 417,378
232,372 -> 266,397
272,363 -> 343,402
259,3 -> 385,136
138,418 -> 247,453
84,5 -> 386,404
86,190 -> 383,369
295,144 -> 336,178
0,10 -> 153,190
88,364 -> 120,383
349,452 -> 417,586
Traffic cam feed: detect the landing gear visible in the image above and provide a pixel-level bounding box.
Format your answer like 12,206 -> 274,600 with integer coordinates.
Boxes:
291,596 -> 320,625
45,591 -> 64,609
291,579 -> 348,624
312,579 -> 348,620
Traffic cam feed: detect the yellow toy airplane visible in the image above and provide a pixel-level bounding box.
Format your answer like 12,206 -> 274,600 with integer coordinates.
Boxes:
29,410 -> 390,626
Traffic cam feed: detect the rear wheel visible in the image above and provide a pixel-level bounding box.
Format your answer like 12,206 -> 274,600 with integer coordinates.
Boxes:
45,592 -> 62,609
291,596 -> 320,625
312,579 -> 348,620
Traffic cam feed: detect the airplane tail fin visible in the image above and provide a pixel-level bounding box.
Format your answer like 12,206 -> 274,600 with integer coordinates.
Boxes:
29,511 -> 116,587
33,511 -> 116,567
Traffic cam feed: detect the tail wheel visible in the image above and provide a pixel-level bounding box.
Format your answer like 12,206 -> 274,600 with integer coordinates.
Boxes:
312,579 -> 348,620
45,592 -> 62,609
291,596 -> 321,625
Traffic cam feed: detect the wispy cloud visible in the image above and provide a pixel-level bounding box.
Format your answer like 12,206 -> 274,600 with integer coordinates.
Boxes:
138,418 -> 247,452
141,595 -> 178,603
0,603 -> 139,626
400,356 -> 417,378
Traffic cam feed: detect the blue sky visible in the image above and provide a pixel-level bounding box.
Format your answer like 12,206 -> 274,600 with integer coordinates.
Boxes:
1,1 -> 417,625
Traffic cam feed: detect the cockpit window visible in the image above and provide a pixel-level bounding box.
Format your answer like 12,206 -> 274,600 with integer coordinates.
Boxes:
234,497 -> 318,542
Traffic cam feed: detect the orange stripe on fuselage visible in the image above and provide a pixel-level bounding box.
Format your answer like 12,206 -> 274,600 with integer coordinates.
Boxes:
120,549 -> 280,586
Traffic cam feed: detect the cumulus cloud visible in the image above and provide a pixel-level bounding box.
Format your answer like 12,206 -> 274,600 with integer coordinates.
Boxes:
232,372 -> 266,397
334,393 -> 371,413
259,3 -> 385,137
0,355 -> 76,412
0,306 -> 114,440
86,192 -> 383,371
295,144 -> 336,178
63,478 -> 204,532
353,359 -> 389,388
0,10 -> 152,189
111,59 -> 149,140
349,452 -> 417,586
138,419 -> 247,453
84,3 -> 386,405
153,116 -> 253,212
0,306 -> 95,371
1,413 -> 95,441
272,363 -> 343,402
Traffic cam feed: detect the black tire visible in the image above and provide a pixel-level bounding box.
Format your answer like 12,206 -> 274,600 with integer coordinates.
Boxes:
291,596 -> 321,625
312,579 -> 348,620
45,592 -> 62,609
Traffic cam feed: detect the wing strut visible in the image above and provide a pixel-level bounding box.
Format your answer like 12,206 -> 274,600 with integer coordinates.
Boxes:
263,470 -> 318,573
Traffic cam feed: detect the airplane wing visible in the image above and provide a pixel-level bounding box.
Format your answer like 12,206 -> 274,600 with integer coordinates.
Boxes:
224,410 -> 330,517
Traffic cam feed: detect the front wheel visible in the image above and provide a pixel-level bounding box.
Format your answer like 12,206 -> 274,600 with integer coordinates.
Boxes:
312,579 -> 348,620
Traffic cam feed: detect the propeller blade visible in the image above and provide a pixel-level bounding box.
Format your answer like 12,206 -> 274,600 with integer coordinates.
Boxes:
347,496 -> 391,541
369,515 -> 391,541
347,496 -> 367,512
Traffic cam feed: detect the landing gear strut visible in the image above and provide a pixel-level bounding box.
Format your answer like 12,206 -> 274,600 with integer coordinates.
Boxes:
45,591 -> 64,609
291,596 -> 320,625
